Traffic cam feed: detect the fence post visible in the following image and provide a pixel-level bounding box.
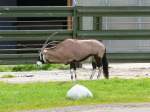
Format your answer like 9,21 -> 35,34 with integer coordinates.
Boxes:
93,17 -> 102,31
73,6 -> 77,38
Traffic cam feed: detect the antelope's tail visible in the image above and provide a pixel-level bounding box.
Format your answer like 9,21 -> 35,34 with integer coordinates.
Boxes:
102,49 -> 109,79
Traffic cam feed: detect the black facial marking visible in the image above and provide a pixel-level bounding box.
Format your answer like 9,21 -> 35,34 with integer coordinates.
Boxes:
38,52 -> 44,64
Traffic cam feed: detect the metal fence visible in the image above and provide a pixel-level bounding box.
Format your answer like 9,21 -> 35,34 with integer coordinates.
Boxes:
0,6 -> 150,64
0,6 -> 73,64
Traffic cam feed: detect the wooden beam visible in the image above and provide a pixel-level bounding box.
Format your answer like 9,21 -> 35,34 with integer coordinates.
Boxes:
67,0 -> 73,30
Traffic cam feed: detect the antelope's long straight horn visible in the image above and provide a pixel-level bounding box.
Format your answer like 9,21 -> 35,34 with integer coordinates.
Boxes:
41,32 -> 58,52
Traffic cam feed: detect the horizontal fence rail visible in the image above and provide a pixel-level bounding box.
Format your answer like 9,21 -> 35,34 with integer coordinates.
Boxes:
0,54 -> 38,64
1,53 -> 150,65
77,30 -> 150,40
77,6 -> 150,16
0,30 -> 73,41
0,6 -> 73,17
108,53 -> 150,62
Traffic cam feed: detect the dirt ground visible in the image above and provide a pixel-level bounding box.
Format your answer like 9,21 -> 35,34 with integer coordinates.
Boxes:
0,63 -> 150,83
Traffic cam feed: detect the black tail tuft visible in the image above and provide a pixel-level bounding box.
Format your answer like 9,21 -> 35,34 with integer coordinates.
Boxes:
102,49 -> 109,79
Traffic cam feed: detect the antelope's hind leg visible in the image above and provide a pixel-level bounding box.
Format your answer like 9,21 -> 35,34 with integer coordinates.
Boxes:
94,56 -> 103,79
90,61 -> 97,80
97,66 -> 102,79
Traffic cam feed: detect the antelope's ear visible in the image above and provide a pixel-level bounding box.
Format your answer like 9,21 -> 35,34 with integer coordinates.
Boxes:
36,61 -> 43,66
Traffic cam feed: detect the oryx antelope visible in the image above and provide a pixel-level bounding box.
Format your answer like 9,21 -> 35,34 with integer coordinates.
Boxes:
37,39 -> 109,80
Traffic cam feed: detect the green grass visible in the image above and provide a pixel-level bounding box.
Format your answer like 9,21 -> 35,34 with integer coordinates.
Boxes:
0,74 -> 16,78
0,64 -> 69,72
0,78 -> 150,112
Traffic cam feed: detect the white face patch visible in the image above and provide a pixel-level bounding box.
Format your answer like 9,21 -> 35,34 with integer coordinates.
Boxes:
39,52 -> 43,61
39,52 -> 47,63
42,54 -> 47,63
43,49 -> 48,53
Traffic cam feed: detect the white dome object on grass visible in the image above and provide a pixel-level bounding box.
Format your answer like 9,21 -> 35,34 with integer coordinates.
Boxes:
36,61 -> 43,66
67,84 -> 93,100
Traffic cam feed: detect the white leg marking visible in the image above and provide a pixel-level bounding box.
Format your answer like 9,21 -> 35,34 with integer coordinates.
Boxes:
90,69 -> 96,80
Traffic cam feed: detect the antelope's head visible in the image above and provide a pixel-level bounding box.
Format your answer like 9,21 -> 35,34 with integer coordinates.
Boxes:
36,49 -> 47,66
36,32 -> 58,66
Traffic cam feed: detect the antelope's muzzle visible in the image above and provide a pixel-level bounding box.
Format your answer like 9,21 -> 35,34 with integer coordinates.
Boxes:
36,52 -> 45,66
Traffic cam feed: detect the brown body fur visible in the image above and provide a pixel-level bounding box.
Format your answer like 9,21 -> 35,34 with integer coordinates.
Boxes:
42,39 -> 105,64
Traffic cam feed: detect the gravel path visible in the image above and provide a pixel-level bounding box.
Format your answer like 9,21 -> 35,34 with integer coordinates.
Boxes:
21,103 -> 150,112
0,63 -> 150,83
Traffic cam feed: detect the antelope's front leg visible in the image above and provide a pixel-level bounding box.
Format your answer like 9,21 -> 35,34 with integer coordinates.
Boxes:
70,69 -> 74,80
70,61 -> 77,80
